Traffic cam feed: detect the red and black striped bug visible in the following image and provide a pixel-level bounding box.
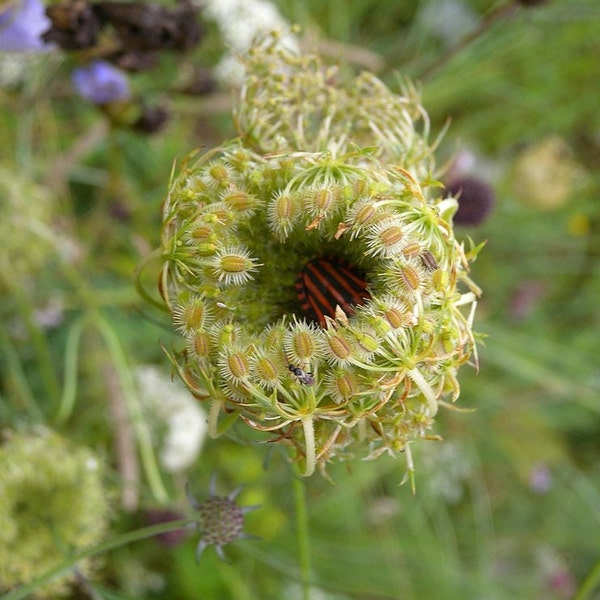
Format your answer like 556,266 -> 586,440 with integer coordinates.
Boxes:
295,255 -> 371,326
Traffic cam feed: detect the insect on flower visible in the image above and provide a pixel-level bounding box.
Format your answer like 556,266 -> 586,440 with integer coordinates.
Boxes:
295,255 -> 370,326
288,364 -> 315,386
151,36 -> 483,478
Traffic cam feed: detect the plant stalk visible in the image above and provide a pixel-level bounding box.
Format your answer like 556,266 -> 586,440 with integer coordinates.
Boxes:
293,475 -> 312,600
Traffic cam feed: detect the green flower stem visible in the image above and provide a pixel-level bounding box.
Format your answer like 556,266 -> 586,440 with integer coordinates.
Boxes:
574,555 -> 600,600
408,367 -> 438,416
48,300 -> 169,504
275,382 -> 304,408
55,315 -> 85,424
300,417 -> 317,477
2,261 -> 61,412
208,397 -> 223,438
0,322 -> 43,422
404,442 -> 416,495
93,313 -> 169,504
134,246 -> 172,313
55,251 -> 169,504
12,203 -> 168,503
0,519 -> 193,600
293,475 -> 312,600
244,384 -> 290,415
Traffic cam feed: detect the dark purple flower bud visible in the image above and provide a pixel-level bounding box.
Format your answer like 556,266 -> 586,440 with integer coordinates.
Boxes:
446,175 -> 495,226
178,67 -> 216,96
42,0 -> 101,50
93,0 -> 202,52
132,105 -> 169,134
146,509 -> 188,547
509,280 -> 545,322
72,60 -> 131,104
517,0 -> 550,6
0,0 -> 53,51
109,50 -> 159,72
108,200 -> 132,222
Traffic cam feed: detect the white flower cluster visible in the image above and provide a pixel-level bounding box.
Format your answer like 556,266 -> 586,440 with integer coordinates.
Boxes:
201,0 -> 298,85
136,365 -> 207,472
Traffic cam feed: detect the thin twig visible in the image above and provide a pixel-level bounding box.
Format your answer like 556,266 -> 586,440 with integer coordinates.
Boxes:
104,362 -> 140,511
302,31 -> 386,73
43,120 -> 108,192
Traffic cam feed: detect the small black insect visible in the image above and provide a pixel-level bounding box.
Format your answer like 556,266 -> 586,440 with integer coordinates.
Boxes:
419,249 -> 438,271
288,365 -> 315,386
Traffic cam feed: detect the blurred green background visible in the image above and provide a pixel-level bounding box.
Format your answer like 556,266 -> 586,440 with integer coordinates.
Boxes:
1,0 -> 599,598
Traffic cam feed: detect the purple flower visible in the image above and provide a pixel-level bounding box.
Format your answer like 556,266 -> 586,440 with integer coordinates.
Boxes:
72,60 -> 131,105
0,0 -> 53,51
446,175 -> 495,226
145,509 -> 188,548
529,463 -> 553,494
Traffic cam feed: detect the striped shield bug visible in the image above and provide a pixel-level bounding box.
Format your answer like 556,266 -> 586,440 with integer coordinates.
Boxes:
295,255 -> 370,326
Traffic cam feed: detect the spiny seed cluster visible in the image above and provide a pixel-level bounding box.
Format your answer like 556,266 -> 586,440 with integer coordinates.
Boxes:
235,33 -> 436,181
186,478 -> 257,562
198,495 -> 245,546
157,34 -> 481,477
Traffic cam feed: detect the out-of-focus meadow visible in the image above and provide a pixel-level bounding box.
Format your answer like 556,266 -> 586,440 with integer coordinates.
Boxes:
1,0 -> 599,598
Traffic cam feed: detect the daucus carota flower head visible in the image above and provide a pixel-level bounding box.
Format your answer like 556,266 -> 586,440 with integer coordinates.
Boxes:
156,33 -> 482,477
234,32 -> 437,181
